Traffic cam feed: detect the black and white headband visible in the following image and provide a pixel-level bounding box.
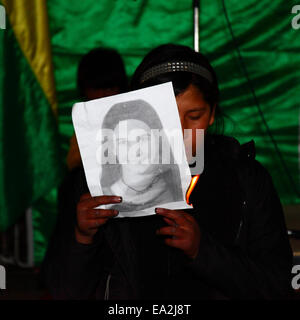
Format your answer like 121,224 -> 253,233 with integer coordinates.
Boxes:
140,61 -> 213,84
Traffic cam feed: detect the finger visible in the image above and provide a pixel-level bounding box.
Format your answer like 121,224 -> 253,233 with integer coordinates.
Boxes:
164,237 -> 185,249
158,208 -> 194,226
87,209 -> 119,219
155,208 -> 187,225
163,217 -> 177,227
182,213 -> 195,223
156,226 -> 184,238
80,195 -> 122,208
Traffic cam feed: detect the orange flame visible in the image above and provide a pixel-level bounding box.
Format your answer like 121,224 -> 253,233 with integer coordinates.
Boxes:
186,175 -> 200,206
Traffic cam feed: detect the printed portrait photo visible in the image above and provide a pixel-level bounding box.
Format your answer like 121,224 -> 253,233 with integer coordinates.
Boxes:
72,82 -> 191,217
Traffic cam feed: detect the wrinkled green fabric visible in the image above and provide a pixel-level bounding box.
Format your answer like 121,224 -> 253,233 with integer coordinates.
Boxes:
201,0 -> 300,204
0,18 -> 62,232
48,0 -> 299,201
31,0 -> 300,264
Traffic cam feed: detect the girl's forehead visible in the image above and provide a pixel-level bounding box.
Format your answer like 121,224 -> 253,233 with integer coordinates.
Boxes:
176,84 -> 207,110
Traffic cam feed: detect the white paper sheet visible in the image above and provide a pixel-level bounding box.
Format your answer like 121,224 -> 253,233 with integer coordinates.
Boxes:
72,82 -> 192,217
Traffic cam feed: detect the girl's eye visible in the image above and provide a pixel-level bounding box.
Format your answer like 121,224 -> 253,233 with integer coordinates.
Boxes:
187,112 -> 203,120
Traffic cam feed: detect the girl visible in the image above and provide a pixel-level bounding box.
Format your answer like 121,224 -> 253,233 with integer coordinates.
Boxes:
43,44 -> 293,299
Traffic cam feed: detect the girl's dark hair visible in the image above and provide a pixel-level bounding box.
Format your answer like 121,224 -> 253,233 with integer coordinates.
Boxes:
131,44 -> 223,133
77,48 -> 128,98
102,99 -> 163,131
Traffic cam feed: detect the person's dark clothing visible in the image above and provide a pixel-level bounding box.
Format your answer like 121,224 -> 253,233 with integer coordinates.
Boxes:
41,134 -> 293,299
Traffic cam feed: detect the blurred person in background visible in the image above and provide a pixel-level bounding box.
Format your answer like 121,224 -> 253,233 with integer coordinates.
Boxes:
67,48 -> 128,170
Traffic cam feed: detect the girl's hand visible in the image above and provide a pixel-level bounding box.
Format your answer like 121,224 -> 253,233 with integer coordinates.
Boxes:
75,193 -> 122,244
155,208 -> 201,259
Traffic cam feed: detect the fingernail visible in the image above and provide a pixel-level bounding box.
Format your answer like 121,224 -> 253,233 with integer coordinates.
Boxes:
116,197 -> 122,202
155,208 -> 163,214
113,210 -> 119,215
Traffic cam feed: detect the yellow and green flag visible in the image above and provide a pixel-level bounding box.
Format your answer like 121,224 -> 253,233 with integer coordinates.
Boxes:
0,0 -> 62,232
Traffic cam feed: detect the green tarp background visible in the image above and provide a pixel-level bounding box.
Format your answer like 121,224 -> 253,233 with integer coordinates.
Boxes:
28,0 -> 300,263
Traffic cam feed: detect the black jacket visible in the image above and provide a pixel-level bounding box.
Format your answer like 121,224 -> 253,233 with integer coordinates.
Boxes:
42,134 -> 294,299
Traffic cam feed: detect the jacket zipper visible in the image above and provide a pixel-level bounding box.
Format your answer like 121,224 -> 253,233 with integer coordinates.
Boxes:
104,273 -> 111,300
